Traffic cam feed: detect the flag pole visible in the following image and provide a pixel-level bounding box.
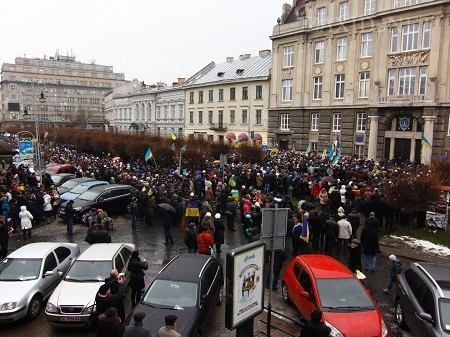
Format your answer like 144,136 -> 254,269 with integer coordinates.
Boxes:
178,148 -> 182,173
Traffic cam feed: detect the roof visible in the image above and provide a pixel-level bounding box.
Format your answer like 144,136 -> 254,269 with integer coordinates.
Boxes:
157,253 -> 212,282
299,255 -> 354,279
78,243 -> 134,261
63,177 -> 94,183
78,180 -> 108,187
8,242 -> 69,258
88,184 -> 132,193
185,53 -> 271,87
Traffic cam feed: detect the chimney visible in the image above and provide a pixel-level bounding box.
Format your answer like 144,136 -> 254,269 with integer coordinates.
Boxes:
259,49 -> 271,57
226,57 -> 234,63
239,54 -> 251,60
177,77 -> 186,85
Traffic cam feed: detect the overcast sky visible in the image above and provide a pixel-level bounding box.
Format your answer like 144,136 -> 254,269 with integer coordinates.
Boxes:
2,0 -> 286,84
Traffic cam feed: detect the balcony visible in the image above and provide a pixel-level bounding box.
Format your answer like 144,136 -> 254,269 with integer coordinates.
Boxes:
209,123 -> 227,131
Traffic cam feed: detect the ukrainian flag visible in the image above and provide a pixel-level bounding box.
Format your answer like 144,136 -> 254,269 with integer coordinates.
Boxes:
144,148 -> 153,161
234,138 -> 243,147
171,128 -> 177,140
422,136 -> 432,149
170,143 -> 175,150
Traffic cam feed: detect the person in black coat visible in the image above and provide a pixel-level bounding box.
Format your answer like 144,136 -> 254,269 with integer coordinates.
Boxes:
360,223 -> 379,272
348,208 -> 360,240
347,239 -> 362,274
95,278 -> 126,317
300,309 -> 331,337
213,213 -> 225,254
104,269 -> 126,323
9,198 -> 20,233
323,215 -> 338,254
309,211 -> 322,252
0,216 -> 12,260
96,307 -> 125,337
127,251 -> 149,308
265,249 -> 287,291
184,223 -> 198,253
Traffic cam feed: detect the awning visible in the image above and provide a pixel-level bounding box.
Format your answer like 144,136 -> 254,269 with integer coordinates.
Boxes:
252,133 -> 262,141
238,133 -> 248,141
226,132 -> 236,139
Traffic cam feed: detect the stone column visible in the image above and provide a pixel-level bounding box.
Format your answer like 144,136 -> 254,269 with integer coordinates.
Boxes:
421,115 -> 436,165
389,138 -> 395,161
367,115 -> 380,160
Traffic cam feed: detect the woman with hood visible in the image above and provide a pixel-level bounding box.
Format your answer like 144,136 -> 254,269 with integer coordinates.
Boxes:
213,213 -> 225,254
127,251 -> 148,308
19,205 -> 33,239
200,212 -> 215,242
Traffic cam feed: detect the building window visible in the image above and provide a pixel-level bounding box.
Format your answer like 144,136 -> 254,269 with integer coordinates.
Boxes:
313,76 -> 322,100
242,87 -> 248,100
419,66 -> 428,95
189,92 -> 194,104
356,113 -> 367,132
242,109 -> 248,124
230,110 -> 235,124
189,111 -> 194,124
359,72 -> 370,98
354,145 -> 364,157
218,110 -> 224,125
208,110 -> 213,124
398,67 -> 416,95
218,89 -> 224,101
65,70 -> 72,76
339,1 -> 349,21
388,69 -> 396,95
393,0 -> 401,8
361,33 -> 373,57
364,0 -> 375,15
422,21 -> 431,49
8,93 -> 18,100
199,91 -> 203,103
8,84 -> 18,91
333,113 -> 342,131
337,37 -> 347,61
280,114 -> 290,130
317,7 -> 326,26
405,0 -> 418,5
230,87 -> 236,100
282,79 -> 293,101
335,74 -> 345,99
208,90 -> 213,102
315,41 -> 324,64
391,27 -> 399,53
198,111 -> 203,124
311,113 -> 319,131
24,67 -> 30,72
256,85 -> 263,99
256,109 -> 262,124
402,24 -> 419,51
283,46 -> 294,68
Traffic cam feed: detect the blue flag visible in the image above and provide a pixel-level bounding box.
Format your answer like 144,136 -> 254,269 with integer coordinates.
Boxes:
144,148 -> 153,161
170,143 -> 175,150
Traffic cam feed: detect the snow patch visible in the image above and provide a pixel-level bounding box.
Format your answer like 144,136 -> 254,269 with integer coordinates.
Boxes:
390,235 -> 450,258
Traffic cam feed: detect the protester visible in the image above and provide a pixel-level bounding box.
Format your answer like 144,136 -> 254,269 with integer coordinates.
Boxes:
96,307 -> 125,337
213,213 -> 225,254
123,311 -> 152,337
64,200 -> 75,236
104,269 -> 126,322
157,315 -> 181,337
184,223 -> 198,253
347,239 -> 362,274
197,226 -> 214,255
128,251 -> 149,308
383,255 -> 402,293
95,277 -> 126,317
19,205 -> 33,239
300,309 -> 331,337
360,222 -> 380,272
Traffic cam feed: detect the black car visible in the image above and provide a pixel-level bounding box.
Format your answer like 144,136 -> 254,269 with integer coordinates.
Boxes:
394,262 -> 450,337
124,253 -> 223,337
51,173 -> 76,187
57,177 -> 95,195
58,184 -> 133,221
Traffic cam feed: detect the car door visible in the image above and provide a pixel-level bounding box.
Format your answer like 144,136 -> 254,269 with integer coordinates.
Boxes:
110,188 -> 132,213
415,284 -> 439,337
119,246 -> 132,280
290,262 -> 304,310
297,269 -> 315,318
40,251 -> 61,298
97,190 -> 113,212
199,262 -> 219,332
54,246 -> 74,273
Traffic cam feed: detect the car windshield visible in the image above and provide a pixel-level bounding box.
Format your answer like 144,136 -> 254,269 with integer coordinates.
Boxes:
70,185 -> 90,194
316,278 -> 375,311
61,181 -> 79,189
142,279 -> 198,308
78,191 -> 100,201
439,298 -> 450,332
0,258 -> 42,281
64,260 -> 111,282
52,176 -> 62,183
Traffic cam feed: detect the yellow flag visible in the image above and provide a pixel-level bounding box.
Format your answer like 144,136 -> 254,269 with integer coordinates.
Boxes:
44,131 -> 49,139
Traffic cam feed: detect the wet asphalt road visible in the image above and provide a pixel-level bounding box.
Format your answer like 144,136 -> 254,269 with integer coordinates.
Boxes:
3,213 -> 413,337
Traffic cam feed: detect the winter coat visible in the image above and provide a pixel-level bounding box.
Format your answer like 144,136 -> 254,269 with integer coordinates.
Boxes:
389,260 -> 402,280
197,231 -> 214,255
43,193 -> 52,212
19,205 -> 33,229
360,226 -> 379,256
127,257 -> 148,291
96,314 -> 125,337
1,197 -> 11,218
213,218 -> 225,245
324,219 -> 338,238
348,244 -> 362,273
184,228 -> 198,251
337,219 -> 352,239
309,214 -> 323,234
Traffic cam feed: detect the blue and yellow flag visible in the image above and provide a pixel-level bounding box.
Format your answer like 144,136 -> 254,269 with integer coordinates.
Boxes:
422,136 -> 432,149
171,128 -> 177,140
180,144 -> 187,152
305,142 -> 312,155
234,138 -> 243,147
170,143 -> 175,150
144,148 -> 153,161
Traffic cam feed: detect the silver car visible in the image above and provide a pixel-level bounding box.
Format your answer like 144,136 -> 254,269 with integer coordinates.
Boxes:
0,242 -> 80,323
45,243 -> 135,327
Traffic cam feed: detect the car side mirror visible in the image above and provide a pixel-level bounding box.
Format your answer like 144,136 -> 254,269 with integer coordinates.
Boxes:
43,270 -> 54,277
300,291 -> 310,299
57,270 -> 64,277
418,312 -> 433,324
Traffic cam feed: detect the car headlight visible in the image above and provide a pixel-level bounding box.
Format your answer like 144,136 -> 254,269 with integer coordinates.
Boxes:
1,302 -> 17,311
325,321 -> 344,337
46,302 -> 58,313
73,207 -> 82,211
81,304 -> 96,315
381,319 -> 388,337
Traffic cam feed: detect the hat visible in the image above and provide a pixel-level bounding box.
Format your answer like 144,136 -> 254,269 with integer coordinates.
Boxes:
190,192 -> 194,197
133,311 -> 146,322
188,222 -> 195,229
351,239 -> 360,245
310,309 -> 323,323
205,212 -> 211,217
246,214 -> 252,219
370,212 -> 375,217
389,254 -> 397,261
215,213 -> 221,219
68,200 -> 74,204
98,284 -> 110,295
131,250 -> 140,258
165,314 -> 177,325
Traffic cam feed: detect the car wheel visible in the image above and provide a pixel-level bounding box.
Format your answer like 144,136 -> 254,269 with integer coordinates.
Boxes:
81,212 -> 89,224
281,282 -> 291,304
395,299 -> 408,330
27,295 -> 42,321
217,284 -> 224,306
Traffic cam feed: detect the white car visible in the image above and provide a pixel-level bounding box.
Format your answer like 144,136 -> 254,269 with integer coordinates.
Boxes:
45,243 -> 135,327
0,242 -> 80,323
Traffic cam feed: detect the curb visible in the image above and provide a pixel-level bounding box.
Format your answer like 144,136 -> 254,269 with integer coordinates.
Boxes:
379,243 -> 450,264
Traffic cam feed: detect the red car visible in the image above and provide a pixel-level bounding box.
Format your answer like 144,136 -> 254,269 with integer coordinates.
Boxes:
282,254 -> 389,337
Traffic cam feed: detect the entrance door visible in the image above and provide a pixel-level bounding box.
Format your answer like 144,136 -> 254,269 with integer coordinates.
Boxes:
394,138 -> 411,161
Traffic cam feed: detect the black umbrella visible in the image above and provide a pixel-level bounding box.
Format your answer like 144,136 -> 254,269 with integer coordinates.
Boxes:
321,176 -> 336,183
158,203 -> 176,213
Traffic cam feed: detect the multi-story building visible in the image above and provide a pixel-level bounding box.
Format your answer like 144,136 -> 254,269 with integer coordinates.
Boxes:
108,79 -> 185,136
0,51 -> 126,129
184,51 -> 271,144
269,0 -> 450,164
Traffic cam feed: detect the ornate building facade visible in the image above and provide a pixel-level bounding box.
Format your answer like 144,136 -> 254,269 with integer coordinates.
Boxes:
268,0 -> 450,164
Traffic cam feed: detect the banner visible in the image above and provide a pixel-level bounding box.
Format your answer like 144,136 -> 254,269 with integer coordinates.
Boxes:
19,141 -> 34,160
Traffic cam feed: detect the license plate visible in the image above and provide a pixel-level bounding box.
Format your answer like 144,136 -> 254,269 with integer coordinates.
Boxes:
61,316 -> 81,322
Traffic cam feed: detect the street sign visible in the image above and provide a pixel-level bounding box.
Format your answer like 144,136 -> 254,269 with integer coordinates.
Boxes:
260,208 -> 288,250
219,154 -> 227,166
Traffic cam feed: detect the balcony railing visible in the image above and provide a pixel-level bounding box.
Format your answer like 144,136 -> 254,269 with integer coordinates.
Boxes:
209,123 -> 227,130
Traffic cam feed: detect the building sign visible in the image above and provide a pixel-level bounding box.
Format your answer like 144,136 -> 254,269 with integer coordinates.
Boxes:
225,241 -> 265,330
19,141 -> 34,160
355,134 -> 364,143
193,131 -> 207,134
398,116 -> 411,131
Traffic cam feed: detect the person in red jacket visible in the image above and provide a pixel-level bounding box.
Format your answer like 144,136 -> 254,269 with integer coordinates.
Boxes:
197,226 -> 214,255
